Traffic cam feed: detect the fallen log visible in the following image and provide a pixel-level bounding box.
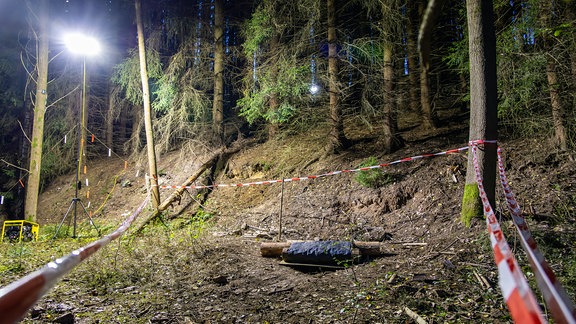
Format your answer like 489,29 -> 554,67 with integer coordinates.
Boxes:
133,139 -> 255,234
281,242 -> 361,265
260,241 -> 387,257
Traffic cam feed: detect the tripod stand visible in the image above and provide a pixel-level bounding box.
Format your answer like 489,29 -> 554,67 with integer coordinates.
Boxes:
52,195 -> 100,240
52,47 -> 105,240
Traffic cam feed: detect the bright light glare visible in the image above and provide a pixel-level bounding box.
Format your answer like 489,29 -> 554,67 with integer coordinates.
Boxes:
309,84 -> 320,95
64,33 -> 101,56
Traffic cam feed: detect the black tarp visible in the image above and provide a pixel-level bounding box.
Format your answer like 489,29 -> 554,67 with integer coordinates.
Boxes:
282,241 -> 354,265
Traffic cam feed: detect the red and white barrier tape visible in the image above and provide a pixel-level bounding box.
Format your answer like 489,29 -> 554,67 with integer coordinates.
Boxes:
470,141 -> 546,323
2,142 -> 574,323
0,197 -> 150,323
496,147 -> 576,323
159,146 -> 469,190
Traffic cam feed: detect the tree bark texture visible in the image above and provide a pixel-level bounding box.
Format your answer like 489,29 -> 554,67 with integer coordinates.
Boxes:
546,61 -> 568,151
461,0 -> 498,227
327,0 -> 347,153
213,0 -> 224,141
418,0 -> 442,129
24,0 -> 49,222
406,1 -> 420,113
540,1 -> 568,151
381,43 -> 401,153
268,34 -> 280,140
135,0 -> 161,208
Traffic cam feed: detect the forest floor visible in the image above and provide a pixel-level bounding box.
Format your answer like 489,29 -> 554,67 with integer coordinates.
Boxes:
1,115 -> 576,323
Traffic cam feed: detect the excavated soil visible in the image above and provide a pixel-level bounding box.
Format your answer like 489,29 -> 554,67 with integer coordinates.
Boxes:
2,123 -> 576,323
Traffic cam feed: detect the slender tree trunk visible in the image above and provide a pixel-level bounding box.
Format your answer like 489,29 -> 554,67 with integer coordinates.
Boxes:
381,42 -> 402,153
546,61 -> 568,150
406,0 -> 420,113
379,0 -> 403,153
461,0 -> 498,227
130,105 -> 142,153
213,0 -> 224,142
327,0 -> 347,153
24,0 -> 49,222
135,0 -> 160,208
106,85 -> 114,151
540,2 -> 568,151
268,34 -> 280,139
418,0 -> 442,130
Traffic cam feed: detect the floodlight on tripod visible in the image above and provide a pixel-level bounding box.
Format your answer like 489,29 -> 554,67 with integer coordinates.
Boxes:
53,33 -> 102,239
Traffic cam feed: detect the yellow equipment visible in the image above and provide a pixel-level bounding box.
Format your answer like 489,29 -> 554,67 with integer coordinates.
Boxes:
2,220 -> 39,242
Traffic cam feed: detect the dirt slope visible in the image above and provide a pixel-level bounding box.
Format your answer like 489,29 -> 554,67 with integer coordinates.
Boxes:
4,125 -> 576,323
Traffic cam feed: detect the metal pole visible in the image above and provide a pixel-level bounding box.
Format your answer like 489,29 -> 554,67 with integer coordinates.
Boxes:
73,57 -> 87,238
279,177 -> 284,241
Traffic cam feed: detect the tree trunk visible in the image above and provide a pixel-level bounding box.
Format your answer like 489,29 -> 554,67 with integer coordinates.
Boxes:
379,0 -> 403,153
24,0 -> 49,222
540,2 -> 568,151
406,1 -> 420,113
327,0 -> 347,153
134,139 -> 255,233
268,34 -> 280,140
418,0 -> 442,130
460,0 -> 498,227
212,0 -> 224,142
106,85 -> 115,152
546,61 -> 568,151
135,0 -> 160,208
381,43 -> 402,153
130,105 -> 142,153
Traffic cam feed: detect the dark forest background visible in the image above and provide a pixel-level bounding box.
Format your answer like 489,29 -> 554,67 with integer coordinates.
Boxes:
0,0 -> 575,219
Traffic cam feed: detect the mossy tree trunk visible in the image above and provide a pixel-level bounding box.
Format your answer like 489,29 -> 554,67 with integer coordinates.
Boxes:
461,0 -> 498,227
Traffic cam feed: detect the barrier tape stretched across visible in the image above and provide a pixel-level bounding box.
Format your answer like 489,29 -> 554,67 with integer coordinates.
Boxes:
2,142 -> 575,323
0,197 -> 150,323
159,147 -> 469,190
470,141 -> 545,323
496,147 -> 576,323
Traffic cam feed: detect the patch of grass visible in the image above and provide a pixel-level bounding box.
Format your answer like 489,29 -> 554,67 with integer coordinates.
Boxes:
354,157 -> 394,188
187,208 -> 213,240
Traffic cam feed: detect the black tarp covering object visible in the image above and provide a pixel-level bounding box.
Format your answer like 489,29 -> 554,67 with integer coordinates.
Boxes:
282,241 -> 354,265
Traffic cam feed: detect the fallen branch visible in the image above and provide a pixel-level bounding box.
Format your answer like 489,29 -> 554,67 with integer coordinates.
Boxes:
404,306 -> 427,324
132,139 -> 255,234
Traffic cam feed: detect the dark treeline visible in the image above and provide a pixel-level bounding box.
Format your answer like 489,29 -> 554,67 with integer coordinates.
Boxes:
0,0 -> 574,219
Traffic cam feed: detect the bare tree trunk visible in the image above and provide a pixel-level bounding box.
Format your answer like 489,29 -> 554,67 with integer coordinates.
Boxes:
213,0 -> 224,142
378,0 -> 403,153
540,2 -> 568,151
24,0 -> 49,222
546,61 -> 568,150
418,0 -> 442,129
135,0 -> 160,208
106,85 -> 115,151
461,0 -> 498,227
381,42 -> 402,153
406,0 -> 420,113
268,34 -> 280,140
130,105 -> 142,153
327,0 -> 347,153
